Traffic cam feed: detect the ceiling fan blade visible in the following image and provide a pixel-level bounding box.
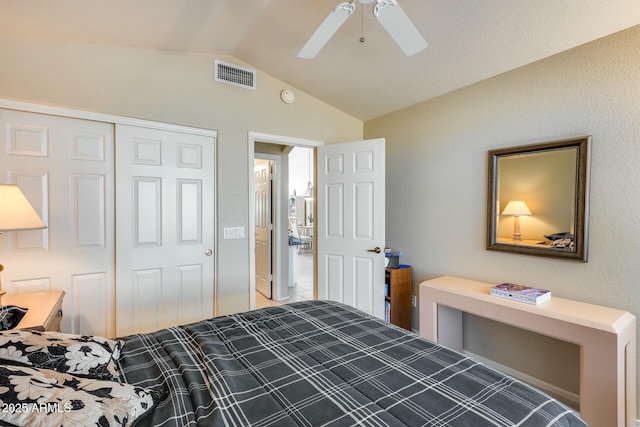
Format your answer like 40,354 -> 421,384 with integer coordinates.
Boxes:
297,1 -> 356,59
374,0 -> 427,56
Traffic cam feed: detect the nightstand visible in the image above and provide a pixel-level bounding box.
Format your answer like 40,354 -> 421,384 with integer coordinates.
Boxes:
2,290 -> 65,332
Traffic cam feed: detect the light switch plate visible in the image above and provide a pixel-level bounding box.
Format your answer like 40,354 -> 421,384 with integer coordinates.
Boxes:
223,227 -> 245,239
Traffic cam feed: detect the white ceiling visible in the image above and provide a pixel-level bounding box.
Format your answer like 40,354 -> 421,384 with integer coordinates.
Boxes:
1,0 -> 639,120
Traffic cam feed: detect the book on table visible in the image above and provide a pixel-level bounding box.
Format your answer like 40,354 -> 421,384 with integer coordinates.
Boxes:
490,282 -> 551,305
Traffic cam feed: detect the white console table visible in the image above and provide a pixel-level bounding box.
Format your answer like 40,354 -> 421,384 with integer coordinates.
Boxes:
419,276 -> 636,427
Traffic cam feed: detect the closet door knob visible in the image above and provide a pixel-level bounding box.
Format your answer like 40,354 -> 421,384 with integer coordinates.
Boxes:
205,249 -> 213,256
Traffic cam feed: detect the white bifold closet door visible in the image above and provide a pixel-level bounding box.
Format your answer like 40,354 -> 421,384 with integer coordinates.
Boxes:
0,108 -> 216,338
114,124 -> 215,336
0,108 -> 116,336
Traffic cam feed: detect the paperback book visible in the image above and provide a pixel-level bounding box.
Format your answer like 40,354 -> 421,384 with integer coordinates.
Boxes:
384,300 -> 391,323
490,283 -> 551,305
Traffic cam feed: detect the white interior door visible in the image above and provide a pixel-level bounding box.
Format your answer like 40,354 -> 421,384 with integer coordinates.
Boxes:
115,124 -> 215,336
317,138 -> 385,319
0,108 -> 115,336
254,159 -> 272,298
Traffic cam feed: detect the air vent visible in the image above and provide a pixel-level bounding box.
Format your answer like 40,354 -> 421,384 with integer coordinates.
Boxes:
214,59 -> 256,90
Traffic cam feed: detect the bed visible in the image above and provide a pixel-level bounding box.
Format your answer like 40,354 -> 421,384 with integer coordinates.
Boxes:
0,300 -> 587,426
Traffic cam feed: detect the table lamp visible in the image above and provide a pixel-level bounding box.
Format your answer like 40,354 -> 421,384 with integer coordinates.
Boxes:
0,184 -> 47,301
502,200 -> 531,243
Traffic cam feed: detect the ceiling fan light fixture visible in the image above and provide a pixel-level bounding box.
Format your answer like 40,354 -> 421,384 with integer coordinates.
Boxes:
297,0 -> 427,59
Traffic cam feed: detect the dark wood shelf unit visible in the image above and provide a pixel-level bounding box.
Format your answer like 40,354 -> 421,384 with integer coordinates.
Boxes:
385,267 -> 412,330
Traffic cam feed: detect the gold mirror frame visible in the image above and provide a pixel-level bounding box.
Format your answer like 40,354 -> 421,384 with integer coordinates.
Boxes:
486,136 -> 591,261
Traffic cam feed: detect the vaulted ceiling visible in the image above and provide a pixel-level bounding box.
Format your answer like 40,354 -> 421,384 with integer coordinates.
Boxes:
1,0 -> 639,120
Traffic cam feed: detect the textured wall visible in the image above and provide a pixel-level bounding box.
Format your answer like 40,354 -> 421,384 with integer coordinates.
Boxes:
366,24 -> 640,413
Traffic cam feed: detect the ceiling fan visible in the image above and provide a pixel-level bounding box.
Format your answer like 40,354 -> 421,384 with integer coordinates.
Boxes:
298,0 -> 427,59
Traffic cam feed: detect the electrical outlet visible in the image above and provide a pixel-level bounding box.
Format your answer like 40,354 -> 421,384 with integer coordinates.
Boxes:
411,295 -> 417,307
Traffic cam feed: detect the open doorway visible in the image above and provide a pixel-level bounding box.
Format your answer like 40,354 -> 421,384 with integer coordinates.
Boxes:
283,147 -> 315,307
248,132 -> 322,310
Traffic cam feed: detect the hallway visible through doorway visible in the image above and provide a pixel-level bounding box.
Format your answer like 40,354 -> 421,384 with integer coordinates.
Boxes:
250,134 -> 319,311
256,251 -> 313,308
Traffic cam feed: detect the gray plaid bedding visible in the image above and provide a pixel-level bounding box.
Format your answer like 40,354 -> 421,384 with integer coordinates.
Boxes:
118,300 -> 587,427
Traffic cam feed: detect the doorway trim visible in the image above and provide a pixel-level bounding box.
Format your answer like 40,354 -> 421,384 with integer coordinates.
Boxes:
248,131 -> 323,310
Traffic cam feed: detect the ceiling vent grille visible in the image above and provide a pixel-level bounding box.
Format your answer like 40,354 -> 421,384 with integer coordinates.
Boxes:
214,59 -> 256,90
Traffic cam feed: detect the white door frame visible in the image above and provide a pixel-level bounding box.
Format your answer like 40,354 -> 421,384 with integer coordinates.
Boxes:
248,132 -> 323,309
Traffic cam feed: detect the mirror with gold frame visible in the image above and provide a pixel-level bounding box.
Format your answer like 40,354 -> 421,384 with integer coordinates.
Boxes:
486,136 -> 591,261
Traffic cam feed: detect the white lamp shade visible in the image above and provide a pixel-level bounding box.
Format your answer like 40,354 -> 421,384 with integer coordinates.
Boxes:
502,200 -> 531,216
0,184 -> 46,231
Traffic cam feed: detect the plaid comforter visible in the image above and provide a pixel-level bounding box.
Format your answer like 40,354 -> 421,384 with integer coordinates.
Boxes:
118,300 -> 587,427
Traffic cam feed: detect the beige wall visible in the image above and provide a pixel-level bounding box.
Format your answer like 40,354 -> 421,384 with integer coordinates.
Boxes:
365,24 -> 640,413
0,37 -> 363,315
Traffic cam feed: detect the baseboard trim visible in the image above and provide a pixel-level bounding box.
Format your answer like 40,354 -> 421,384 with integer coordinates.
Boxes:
462,350 -> 580,411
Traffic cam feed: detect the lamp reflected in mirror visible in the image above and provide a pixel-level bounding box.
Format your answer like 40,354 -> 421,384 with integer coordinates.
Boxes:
502,200 -> 531,243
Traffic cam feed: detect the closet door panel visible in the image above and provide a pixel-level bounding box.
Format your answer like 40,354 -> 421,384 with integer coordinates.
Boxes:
0,108 -> 115,336
115,124 -> 215,336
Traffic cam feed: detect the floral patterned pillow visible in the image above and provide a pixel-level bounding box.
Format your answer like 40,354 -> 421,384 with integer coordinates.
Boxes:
0,330 -> 123,380
0,305 -> 28,330
0,364 -> 158,427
